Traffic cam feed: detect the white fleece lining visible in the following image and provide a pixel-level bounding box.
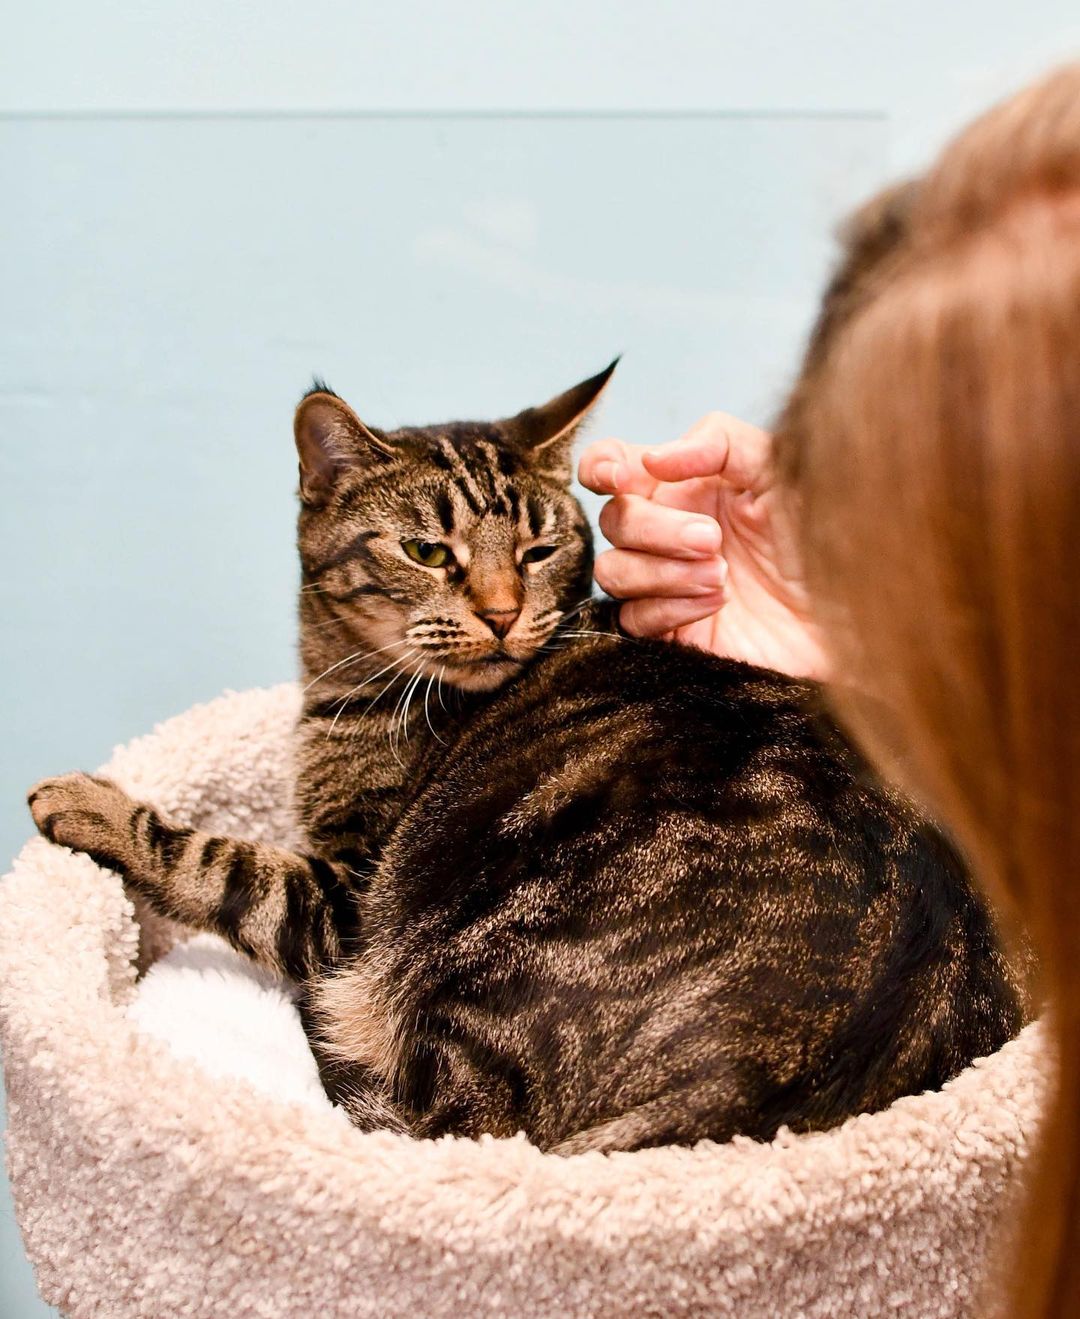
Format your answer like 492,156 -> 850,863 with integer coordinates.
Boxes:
128,933 -> 348,1124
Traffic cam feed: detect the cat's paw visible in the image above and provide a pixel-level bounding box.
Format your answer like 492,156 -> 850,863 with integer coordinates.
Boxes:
27,772 -> 134,870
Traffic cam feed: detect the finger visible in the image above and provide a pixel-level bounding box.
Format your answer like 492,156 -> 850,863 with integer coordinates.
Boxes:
595,548 -> 727,600
642,413 -> 773,494
618,592 -> 728,638
577,438 -> 659,497
599,494 -> 722,558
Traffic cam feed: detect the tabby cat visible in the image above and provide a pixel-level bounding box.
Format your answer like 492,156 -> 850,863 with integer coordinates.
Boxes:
29,204 -> 1026,1153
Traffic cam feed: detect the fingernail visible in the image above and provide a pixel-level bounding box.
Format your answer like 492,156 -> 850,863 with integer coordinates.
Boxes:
691,560 -> 727,594
595,461 -> 623,491
681,521 -> 721,554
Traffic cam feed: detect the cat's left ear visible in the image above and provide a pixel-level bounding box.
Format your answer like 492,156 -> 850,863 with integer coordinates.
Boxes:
505,358 -> 619,482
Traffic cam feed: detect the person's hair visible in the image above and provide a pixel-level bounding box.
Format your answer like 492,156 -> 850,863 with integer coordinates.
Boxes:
782,64 -> 1080,1318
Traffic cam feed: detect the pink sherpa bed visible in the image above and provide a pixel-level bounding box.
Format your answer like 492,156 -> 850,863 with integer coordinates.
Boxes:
0,684 -> 1051,1318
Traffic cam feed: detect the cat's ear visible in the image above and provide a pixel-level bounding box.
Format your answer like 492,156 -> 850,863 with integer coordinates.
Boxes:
293,385 -> 394,506
505,358 -> 619,482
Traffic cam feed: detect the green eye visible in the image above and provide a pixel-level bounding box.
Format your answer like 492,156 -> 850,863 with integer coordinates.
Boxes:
403,540 -> 450,568
522,545 -> 557,565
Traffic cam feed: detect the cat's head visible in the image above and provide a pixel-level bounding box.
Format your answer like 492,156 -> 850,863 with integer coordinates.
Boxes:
295,362 -> 616,692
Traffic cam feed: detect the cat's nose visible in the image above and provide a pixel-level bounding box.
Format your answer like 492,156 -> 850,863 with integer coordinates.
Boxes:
476,607 -> 521,639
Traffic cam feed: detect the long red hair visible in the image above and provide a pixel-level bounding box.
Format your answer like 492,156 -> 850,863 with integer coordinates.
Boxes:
785,65 -> 1080,1317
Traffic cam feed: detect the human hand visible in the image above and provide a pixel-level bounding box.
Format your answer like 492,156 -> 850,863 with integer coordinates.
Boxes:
578,412 -> 830,680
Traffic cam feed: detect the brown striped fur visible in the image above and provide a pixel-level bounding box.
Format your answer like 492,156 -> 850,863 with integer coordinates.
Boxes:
31,344 -> 1028,1151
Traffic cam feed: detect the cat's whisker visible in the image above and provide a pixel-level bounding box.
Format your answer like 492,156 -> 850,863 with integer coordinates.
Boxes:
363,675 -> 414,728
557,596 -> 592,625
391,677 -> 412,751
400,669 -> 426,745
303,614 -> 362,632
557,629 -> 628,643
423,672 -> 448,745
330,647 -> 418,711
305,638 -> 409,693
532,605 -> 567,627
326,651 -> 419,739
358,661 -> 418,723
437,666 -> 448,712
388,667 -> 425,765
324,650 -> 418,739
388,665 -> 420,744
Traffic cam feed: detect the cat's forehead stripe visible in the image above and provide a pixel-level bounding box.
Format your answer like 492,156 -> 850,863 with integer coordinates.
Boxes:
434,490 -> 455,534
435,437 -> 486,513
479,442 -> 504,494
504,485 -> 521,524
458,442 -> 498,506
526,495 -> 544,537
448,483 -> 478,527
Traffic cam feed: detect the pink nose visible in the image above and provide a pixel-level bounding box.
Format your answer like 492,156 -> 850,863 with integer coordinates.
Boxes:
477,607 -> 521,639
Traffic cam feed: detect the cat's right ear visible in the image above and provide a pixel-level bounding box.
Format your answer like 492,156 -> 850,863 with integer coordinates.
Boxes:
293,389 -> 394,507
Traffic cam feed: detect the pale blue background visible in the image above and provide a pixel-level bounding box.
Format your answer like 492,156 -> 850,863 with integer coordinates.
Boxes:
3,4 -> 1078,1313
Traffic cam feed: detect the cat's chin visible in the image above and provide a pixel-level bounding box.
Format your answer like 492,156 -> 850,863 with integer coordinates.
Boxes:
441,657 -> 525,693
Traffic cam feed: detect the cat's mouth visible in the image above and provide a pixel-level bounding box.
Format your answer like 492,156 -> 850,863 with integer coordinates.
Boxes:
402,618 -> 562,691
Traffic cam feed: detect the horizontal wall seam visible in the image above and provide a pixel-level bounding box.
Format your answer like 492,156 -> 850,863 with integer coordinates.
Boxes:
0,107 -> 887,123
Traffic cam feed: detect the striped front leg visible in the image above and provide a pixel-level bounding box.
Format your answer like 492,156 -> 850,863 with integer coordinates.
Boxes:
28,772 -> 361,979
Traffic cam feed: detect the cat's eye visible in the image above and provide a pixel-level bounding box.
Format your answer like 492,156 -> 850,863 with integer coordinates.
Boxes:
403,540 -> 450,568
521,545 -> 557,566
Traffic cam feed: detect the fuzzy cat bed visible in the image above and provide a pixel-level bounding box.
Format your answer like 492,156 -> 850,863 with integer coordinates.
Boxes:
0,684 -> 1051,1319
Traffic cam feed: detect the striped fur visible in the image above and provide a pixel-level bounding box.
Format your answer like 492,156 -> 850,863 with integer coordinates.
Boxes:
30,352 -> 1029,1152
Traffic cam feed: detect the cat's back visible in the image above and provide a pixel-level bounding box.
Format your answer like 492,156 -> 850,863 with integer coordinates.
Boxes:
401,630 -> 891,882
354,632 -> 1021,1150
390,632 -> 954,953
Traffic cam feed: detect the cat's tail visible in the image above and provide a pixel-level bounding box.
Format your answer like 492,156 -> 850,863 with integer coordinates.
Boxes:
297,990 -> 411,1133
551,1084 -> 740,1156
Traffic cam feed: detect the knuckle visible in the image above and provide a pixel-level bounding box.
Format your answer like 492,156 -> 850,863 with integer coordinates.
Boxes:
681,412 -> 734,450
593,552 -> 628,598
617,600 -> 646,636
621,598 -> 667,637
598,495 -> 630,540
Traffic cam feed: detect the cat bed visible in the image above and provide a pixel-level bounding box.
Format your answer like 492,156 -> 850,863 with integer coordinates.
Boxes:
0,684 -> 1051,1319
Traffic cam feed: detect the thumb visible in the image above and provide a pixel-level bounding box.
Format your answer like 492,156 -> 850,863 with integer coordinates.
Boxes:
642,413 -> 774,495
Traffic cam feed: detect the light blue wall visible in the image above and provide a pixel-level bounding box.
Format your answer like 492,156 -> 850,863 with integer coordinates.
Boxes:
2,5 -> 1077,1315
